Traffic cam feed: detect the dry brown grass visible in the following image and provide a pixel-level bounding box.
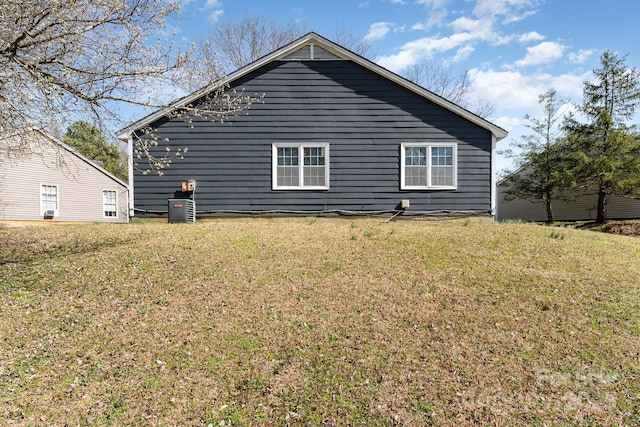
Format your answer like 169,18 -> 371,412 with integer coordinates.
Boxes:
1,218 -> 639,426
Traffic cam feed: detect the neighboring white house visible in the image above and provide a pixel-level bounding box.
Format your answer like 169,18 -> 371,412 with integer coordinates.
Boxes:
0,129 -> 129,223
497,180 -> 640,222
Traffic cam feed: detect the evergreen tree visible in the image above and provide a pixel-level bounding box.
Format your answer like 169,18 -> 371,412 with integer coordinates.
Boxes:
501,89 -> 572,223
564,51 -> 640,223
63,121 -> 128,182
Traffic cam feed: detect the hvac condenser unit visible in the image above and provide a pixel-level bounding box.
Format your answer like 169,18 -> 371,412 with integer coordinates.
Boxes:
168,199 -> 195,223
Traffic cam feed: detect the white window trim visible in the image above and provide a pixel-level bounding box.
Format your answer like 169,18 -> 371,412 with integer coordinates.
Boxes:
400,143 -> 458,190
102,189 -> 118,219
40,184 -> 59,216
272,142 -> 330,190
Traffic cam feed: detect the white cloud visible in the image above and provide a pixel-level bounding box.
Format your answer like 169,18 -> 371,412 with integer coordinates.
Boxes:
364,22 -> 394,42
413,0 -> 449,28
568,49 -> 596,64
503,10 -> 537,24
377,31 -> 479,71
415,0 -> 449,7
389,0 -> 405,4
412,8 -> 449,29
514,41 -> 565,67
453,45 -> 474,62
377,49 -> 419,72
493,115 -> 522,131
201,0 -> 223,23
473,0 -> 540,27
450,16 -> 483,32
518,31 -> 545,43
473,0 -> 538,17
378,11 -> 504,71
209,9 -> 224,23
469,67 -> 586,113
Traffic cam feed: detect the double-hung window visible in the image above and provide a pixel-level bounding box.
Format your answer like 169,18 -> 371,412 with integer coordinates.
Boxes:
103,190 -> 118,218
401,143 -> 457,190
40,184 -> 58,216
272,143 -> 330,190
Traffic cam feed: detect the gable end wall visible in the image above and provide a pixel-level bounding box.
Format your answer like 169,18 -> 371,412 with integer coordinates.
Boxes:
133,60 -> 493,216
0,138 -> 128,223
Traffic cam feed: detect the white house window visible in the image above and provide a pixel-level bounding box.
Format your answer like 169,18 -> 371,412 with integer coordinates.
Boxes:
103,190 -> 118,218
272,143 -> 330,190
40,184 -> 58,216
401,143 -> 457,189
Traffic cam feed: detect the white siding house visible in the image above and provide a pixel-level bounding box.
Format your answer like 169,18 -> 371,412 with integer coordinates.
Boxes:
0,130 -> 129,223
497,182 -> 640,222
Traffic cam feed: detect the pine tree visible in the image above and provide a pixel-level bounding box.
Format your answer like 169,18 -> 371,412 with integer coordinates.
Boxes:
564,51 -> 640,223
64,121 -> 127,182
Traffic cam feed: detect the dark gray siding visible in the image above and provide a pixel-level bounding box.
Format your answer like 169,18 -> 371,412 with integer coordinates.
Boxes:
133,60 -> 493,216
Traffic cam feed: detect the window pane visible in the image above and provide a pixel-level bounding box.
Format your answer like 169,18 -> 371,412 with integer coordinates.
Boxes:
431,146 -> 454,186
405,147 -> 426,166
303,146 -> 324,166
432,146 -> 453,166
431,166 -> 454,186
277,166 -> 299,186
277,147 -> 299,166
303,166 -> 325,186
41,185 -> 58,211
405,165 -> 427,186
303,146 -> 325,186
103,190 -> 117,217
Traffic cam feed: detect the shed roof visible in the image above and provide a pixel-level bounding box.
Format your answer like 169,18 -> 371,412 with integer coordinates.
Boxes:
117,32 -> 508,141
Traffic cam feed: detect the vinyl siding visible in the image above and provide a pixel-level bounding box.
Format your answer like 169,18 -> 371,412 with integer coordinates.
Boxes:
132,60 -> 493,216
0,134 -> 128,223
497,184 -> 640,221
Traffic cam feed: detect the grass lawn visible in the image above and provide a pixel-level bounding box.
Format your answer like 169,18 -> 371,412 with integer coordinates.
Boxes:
1,217 -> 639,426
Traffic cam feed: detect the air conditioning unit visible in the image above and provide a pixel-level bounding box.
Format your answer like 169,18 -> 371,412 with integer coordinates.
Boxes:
44,209 -> 55,219
168,199 -> 195,223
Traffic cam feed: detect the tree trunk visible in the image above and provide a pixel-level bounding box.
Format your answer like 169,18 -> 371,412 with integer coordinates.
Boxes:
596,188 -> 607,224
545,191 -> 554,224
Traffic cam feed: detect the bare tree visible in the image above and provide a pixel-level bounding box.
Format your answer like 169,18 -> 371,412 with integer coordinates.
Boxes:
200,15 -> 375,77
332,26 -> 375,59
203,15 -> 309,72
402,62 -> 494,118
0,0 -> 261,173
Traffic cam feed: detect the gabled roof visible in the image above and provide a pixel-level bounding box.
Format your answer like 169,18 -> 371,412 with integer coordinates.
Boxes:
2,128 -> 128,188
117,32 -> 508,141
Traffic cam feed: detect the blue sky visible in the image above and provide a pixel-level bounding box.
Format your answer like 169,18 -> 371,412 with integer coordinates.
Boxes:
169,0 -> 640,172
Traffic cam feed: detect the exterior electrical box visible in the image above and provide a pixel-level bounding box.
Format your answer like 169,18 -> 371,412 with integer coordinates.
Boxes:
181,180 -> 196,192
168,199 -> 196,223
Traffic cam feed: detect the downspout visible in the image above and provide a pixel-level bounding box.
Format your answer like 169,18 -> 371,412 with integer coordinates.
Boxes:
126,134 -> 135,219
490,134 -> 497,221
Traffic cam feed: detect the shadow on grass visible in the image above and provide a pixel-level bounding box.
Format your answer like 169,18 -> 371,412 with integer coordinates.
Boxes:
0,230 -> 137,266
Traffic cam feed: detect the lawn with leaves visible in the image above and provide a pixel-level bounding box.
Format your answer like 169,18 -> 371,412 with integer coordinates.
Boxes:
1,218 -> 639,426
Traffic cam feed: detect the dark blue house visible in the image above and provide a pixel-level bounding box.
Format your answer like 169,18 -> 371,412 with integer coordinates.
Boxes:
118,33 -> 507,218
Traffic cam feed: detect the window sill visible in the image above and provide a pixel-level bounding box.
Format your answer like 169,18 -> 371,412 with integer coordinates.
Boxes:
401,186 -> 457,191
273,186 -> 330,191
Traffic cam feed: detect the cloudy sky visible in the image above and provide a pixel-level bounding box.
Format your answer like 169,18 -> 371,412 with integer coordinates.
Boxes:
170,0 -> 640,172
